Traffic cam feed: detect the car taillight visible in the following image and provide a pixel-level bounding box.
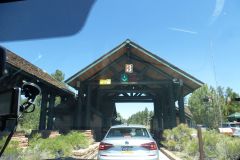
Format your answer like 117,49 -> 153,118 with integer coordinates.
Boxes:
99,142 -> 113,150
141,142 -> 158,150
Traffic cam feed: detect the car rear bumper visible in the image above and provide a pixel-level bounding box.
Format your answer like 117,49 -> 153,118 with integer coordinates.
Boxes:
97,154 -> 159,160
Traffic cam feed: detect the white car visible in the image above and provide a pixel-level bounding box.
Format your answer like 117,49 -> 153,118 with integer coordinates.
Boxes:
219,122 -> 240,136
97,124 -> 159,160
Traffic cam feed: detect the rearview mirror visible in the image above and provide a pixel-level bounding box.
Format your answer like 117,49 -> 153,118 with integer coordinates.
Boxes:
0,0 -> 95,41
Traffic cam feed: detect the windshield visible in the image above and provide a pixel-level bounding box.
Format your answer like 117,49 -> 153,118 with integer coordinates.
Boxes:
230,124 -> 240,128
1,1 -> 240,160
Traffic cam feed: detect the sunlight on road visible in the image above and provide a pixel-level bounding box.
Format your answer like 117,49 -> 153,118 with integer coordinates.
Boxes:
159,150 -> 170,160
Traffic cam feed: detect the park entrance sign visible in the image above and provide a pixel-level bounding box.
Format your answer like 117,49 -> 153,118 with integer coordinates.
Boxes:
65,39 -> 203,140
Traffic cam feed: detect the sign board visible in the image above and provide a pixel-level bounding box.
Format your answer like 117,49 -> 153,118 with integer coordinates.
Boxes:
121,73 -> 129,82
125,64 -> 133,73
99,79 -> 111,85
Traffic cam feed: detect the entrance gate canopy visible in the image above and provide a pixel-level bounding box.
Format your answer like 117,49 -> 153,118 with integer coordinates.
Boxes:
65,40 -> 204,134
66,39 -> 203,96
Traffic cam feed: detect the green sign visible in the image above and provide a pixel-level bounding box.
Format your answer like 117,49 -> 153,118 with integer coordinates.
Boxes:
121,73 -> 128,82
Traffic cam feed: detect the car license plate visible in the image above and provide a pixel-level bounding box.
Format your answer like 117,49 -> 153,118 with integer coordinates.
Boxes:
121,150 -> 133,154
121,146 -> 133,154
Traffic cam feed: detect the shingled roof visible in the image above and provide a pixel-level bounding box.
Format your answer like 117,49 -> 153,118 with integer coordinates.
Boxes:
6,50 -> 73,94
66,39 -> 203,95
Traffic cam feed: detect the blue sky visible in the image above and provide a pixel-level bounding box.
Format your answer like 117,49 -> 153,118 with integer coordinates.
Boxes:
1,0 -> 240,118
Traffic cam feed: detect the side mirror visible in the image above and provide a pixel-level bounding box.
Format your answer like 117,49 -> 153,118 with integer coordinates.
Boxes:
0,46 -> 6,78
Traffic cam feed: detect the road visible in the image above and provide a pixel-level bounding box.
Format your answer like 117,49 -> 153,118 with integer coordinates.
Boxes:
158,150 -> 171,160
93,150 -> 170,160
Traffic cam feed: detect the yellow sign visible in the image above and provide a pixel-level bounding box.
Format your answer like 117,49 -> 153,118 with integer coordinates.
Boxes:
99,79 -> 111,85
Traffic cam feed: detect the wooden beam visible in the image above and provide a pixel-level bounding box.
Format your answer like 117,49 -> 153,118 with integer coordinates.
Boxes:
94,80 -> 170,87
85,84 -> 92,129
161,90 -> 168,129
154,95 -> 163,130
112,96 -> 153,102
47,94 -> 55,130
178,85 -> 185,123
139,66 -> 149,76
87,55 -> 127,81
96,89 -> 102,110
129,54 -> 174,80
183,84 -> 194,92
169,82 -> 177,128
122,93 -> 129,97
39,92 -> 48,130
114,99 -> 153,103
74,85 -> 84,129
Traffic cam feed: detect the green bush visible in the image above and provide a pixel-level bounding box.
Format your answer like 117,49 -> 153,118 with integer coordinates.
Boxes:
162,124 -> 193,151
162,125 -> 240,160
183,138 -> 198,157
29,131 -> 90,158
17,105 -> 40,134
216,137 -> 240,160
0,136 -> 22,160
63,131 -> 90,150
20,146 -> 50,160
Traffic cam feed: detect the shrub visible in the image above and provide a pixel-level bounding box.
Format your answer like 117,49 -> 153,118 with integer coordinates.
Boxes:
183,138 -> 198,157
162,125 -> 240,160
216,137 -> 240,160
0,136 -> 22,160
18,101 -> 41,133
20,146 -> 50,160
63,131 -> 90,150
28,131 -> 90,158
162,124 -> 193,151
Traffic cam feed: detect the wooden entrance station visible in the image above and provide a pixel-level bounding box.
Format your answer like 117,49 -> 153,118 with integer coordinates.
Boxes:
1,40 -> 203,140
66,40 -> 203,139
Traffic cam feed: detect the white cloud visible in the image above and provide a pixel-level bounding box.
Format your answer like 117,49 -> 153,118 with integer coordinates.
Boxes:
33,53 -> 43,63
168,27 -> 198,35
38,54 -> 42,59
210,0 -> 225,24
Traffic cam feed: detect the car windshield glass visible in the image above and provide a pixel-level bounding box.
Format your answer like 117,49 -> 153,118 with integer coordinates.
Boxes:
106,128 -> 149,138
221,124 -> 229,128
231,124 -> 240,128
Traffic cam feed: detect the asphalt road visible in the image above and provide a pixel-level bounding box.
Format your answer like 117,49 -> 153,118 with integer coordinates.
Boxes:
94,150 -> 170,160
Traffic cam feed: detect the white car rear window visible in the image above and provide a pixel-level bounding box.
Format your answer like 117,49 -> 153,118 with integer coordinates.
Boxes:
106,127 -> 149,138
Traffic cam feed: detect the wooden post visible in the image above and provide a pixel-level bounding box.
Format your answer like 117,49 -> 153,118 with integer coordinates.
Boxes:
153,95 -> 163,141
96,90 -> 102,110
162,89 -> 168,129
85,84 -> 92,129
154,94 -> 163,130
178,85 -> 185,123
47,94 -> 55,130
39,92 -> 48,130
197,125 -> 204,160
74,85 -> 84,129
169,82 -> 176,128
158,94 -> 164,130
